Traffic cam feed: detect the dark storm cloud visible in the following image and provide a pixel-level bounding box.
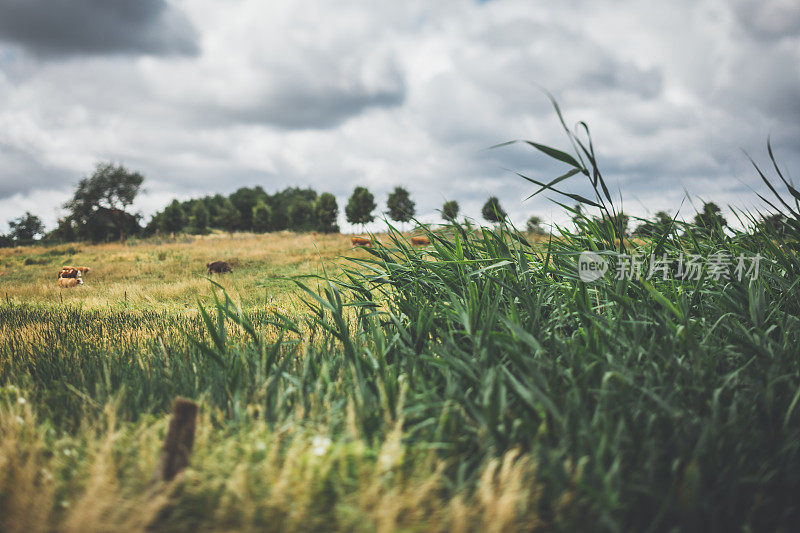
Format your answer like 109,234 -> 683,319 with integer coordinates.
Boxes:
0,0 -> 198,57
732,0 -> 800,41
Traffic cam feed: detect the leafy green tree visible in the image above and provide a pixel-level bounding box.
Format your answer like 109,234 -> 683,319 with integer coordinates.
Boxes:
270,206 -> 289,231
188,201 -> 210,234
604,212 -> 630,238
269,187 -> 316,231
214,198 -> 241,235
386,187 -> 415,226
633,211 -> 672,238
345,186 -> 376,227
315,193 -> 340,233
206,194 -> 226,223
46,217 -> 77,242
693,202 -> 727,231
288,199 -> 314,231
441,200 -> 459,222
63,162 -> 144,241
230,186 -> 267,231
252,202 -> 273,233
160,200 -> 186,234
8,211 -> 45,242
760,213 -> 794,238
526,215 -> 545,235
481,196 -> 506,223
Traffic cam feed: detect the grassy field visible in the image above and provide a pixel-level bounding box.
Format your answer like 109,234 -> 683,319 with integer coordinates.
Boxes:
2,228 -> 558,532
2,217 -> 799,532
0,231 -> 367,311
2,129 -> 800,530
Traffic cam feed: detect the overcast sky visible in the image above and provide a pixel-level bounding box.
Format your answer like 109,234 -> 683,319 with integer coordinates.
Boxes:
0,0 -> 798,233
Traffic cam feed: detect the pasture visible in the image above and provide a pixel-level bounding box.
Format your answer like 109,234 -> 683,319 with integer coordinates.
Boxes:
0,231 -> 363,311
1,220 -> 799,532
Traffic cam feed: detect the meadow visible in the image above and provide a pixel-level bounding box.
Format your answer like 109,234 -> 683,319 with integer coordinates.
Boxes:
0,231 -> 362,311
2,136 -> 800,531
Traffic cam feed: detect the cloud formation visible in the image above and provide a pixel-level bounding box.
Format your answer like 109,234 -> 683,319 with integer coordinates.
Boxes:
0,0 -> 798,232
0,0 -> 198,57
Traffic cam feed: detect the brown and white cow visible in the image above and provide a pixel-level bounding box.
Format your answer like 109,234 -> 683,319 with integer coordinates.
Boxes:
58,266 -> 90,279
58,267 -> 79,279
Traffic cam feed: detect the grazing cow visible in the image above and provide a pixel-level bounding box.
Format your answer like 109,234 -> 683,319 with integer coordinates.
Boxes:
58,277 -> 83,288
58,267 -> 80,279
206,261 -> 232,275
58,266 -> 90,279
351,237 -> 373,247
410,236 -> 430,246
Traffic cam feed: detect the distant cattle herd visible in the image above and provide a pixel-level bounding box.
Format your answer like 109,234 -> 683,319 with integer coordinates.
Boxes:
53,235 -> 431,290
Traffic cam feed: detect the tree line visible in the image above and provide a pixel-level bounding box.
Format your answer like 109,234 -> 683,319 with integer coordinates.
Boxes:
0,162 -> 515,245
4,161 -> 784,247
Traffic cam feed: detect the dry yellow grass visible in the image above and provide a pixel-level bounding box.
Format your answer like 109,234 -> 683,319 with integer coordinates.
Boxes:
0,390 -> 549,532
0,231 -> 377,310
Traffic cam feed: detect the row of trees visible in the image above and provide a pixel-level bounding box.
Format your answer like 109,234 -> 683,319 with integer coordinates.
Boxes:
146,187 -> 341,236
7,160 -> 785,246
0,162 -> 518,245
568,201 -> 729,238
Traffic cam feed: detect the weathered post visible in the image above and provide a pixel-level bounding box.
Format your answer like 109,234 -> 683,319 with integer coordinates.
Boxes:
157,397 -> 199,481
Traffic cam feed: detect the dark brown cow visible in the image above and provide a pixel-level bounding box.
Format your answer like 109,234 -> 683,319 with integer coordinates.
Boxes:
351,237 -> 373,247
410,236 -> 430,246
206,261 -> 232,275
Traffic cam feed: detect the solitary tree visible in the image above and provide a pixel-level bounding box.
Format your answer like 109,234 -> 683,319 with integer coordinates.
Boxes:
8,211 -> 45,242
633,211 -> 672,238
482,196 -> 506,223
252,202 -> 272,233
315,193 -> 340,233
63,162 -> 144,241
693,202 -> 727,231
160,200 -> 186,234
345,186 -> 376,228
526,215 -> 545,235
441,200 -> 459,222
386,187 -> 415,227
